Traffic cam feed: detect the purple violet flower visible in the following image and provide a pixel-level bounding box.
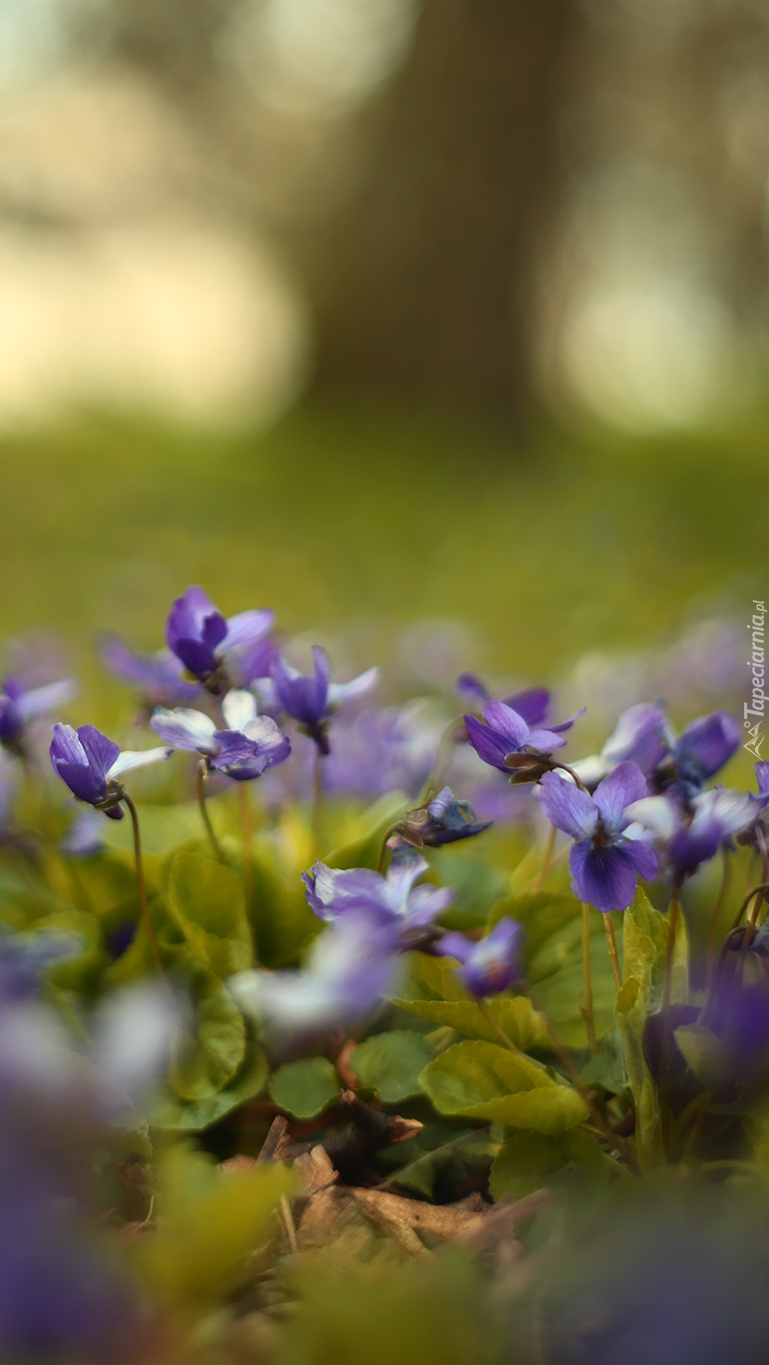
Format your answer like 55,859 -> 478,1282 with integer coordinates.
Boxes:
98,632 -> 202,708
303,847 -> 454,948
464,699 -> 585,783
436,917 -> 523,997
150,688 -> 291,781
540,762 -> 658,912
230,913 -> 399,1044
0,676 -> 76,756
49,724 -> 171,819
165,585 -> 274,689
647,709 -> 740,802
572,702 -> 668,789
625,787 -> 756,881
396,786 -> 492,848
457,674 -> 551,727
260,646 -> 379,755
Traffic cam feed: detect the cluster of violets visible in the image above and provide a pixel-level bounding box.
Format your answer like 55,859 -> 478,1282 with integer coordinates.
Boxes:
1,582 -> 753,1046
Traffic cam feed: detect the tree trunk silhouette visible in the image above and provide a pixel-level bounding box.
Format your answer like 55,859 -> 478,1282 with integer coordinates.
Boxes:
307,0 -> 582,423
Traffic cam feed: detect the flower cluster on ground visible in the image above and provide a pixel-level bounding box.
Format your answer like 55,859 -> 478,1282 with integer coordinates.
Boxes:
0,583 -> 764,1363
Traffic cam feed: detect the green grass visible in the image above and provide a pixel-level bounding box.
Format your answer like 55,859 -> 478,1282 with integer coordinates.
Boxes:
0,400 -> 764,720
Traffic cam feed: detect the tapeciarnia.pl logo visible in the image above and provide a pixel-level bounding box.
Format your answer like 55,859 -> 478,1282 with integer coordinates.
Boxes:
745,599 -> 766,758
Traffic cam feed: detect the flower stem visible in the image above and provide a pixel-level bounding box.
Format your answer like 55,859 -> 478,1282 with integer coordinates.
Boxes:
312,745 -> 324,857
705,847 -> 731,981
476,999 -> 523,1054
660,896 -> 680,1160
196,760 -> 225,864
418,716 -> 463,805
238,782 -> 253,900
581,903 -> 597,1055
123,793 -> 166,984
533,823 -> 556,892
603,913 -> 623,993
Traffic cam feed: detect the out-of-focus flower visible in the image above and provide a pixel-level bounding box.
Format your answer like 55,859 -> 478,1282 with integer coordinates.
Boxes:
323,702 -> 438,801
50,724 -> 171,819
165,585 -> 274,689
626,787 -> 756,880
303,847 -> 454,946
465,699 -> 584,783
150,688 -> 290,781
0,929 -> 77,1004
260,645 -> 379,755
655,710 -> 740,801
436,918 -> 522,997
572,702 -> 668,789
0,676 -> 76,756
390,786 -> 492,849
98,632 -> 202,708
540,762 -> 657,912
230,913 -> 398,1043
61,808 -> 106,857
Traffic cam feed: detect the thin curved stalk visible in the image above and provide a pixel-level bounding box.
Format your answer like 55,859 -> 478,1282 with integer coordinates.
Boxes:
476,999 -> 523,1054
581,903 -> 597,1055
533,823 -> 556,892
705,847 -> 731,981
196,760 -> 225,864
123,793 -> 167,984
603,913 -> 623,993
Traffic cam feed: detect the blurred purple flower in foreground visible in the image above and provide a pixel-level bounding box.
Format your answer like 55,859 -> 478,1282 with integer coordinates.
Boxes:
231,914 -> 399,1044
151,688 -> 291,781
436,917 -> 523,997
303,847 -> 453,946
540,762 -> 657,911
50,723 -> 171,819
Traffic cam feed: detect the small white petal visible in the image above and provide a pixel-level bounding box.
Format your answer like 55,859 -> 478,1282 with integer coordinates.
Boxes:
623,795 -> 678,841
327,666 -> 380,705
150,706 -> 218,753
108,746 -> 173,778
222,688 -> 258,733
18,678 -> 78,720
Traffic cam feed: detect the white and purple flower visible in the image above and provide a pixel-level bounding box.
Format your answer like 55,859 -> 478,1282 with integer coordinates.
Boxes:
150,688 -> 291,782
303,847 -> 454,946
230,913 -> 399,1044
49,724 -> 171,819
540,761 -> 658,912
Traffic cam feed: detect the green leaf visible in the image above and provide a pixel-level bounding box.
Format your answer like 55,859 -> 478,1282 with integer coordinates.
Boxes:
495,893 -> 616,1048
490,1128 -> 604,1202
169,975 -> 246,1101
323,792 -> 408,871
420,1040 -> 588,1133
248,850 -> 321,969
168,853 -> 252,978
269,1056 -> 340,1119
579,1027 -> 626,1093
392,952 -> 549,1050
613,889 -> 687,1172
151,1047 -> 269,1132
426,851 -> 506,931
674,1024 -> 729,1088
350,1030 -> 433,1103
103,801 -> 224,855
137,1144 -> 294,1306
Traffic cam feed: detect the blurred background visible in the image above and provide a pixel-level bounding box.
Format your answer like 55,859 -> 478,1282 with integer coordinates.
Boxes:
0,0 -> 765,740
